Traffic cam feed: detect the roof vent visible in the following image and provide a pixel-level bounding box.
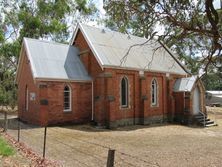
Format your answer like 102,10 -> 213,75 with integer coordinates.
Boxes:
101,29 -> 105,33
127,35 -> 131,39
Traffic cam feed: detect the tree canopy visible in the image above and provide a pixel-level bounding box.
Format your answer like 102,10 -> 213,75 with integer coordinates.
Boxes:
0,0 -> 97,109
104,0 -> 222,90
104,0 -> 222,74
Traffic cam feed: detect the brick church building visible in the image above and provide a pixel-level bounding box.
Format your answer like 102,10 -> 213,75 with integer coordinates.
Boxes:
16,23 -> 208,128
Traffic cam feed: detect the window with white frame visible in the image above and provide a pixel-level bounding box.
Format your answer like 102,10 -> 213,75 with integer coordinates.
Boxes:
25,85 -> 28,111
121,77 -> 129,107
64,85 -> 71,111
151,79 -> 157,106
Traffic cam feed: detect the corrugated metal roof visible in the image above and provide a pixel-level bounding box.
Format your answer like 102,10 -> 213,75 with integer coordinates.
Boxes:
173,76 -> 197,92
75,23 -> 188,75
206,91 -> 222,95
24,38 -> 91,81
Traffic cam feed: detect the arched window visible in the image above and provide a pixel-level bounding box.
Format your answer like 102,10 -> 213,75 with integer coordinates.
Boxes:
151,79 -> 157,106
64,85 -> 71,111
121,77 -> 129,107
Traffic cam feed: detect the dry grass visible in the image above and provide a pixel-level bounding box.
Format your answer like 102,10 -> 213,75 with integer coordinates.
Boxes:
5,107 -> 222,167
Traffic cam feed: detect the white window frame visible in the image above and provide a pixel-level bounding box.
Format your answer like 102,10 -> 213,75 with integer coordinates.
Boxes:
151,79 -> 157,106
63,85 -> 72,112
121,77 -> 129,108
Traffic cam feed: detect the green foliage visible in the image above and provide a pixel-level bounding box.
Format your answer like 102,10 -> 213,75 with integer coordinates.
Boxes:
15,0 -> 70,42
202,73 -> 222,90
0,137 -> 15,156
76,0 -> 94,15
0,0 -> 97,108
0,30 -> 4,42
104,0 -> 222,89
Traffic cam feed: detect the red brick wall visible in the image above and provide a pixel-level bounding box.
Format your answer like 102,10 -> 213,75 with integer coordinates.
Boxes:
72,29 -> 187,127
44,81 -> 92,125
17,51 -> 40,125
18,28 -> 191,127
74,30 -> 102,77
105,69 -> 169,124
18,49 -> 92,126
174,92 -> 185,114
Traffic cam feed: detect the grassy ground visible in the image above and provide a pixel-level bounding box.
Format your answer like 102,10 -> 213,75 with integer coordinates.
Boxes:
0,137 -> 14,156
5,107 -> 222,167
0,135 -> 31,166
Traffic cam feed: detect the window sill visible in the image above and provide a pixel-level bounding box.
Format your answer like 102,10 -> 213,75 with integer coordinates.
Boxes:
120,106 -> 130,110
151,104 -> 158,107
63,110 -> 72,113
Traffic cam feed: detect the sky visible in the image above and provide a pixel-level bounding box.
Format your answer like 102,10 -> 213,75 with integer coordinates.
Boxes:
2,0 -> 221,42
93,0 -> 106,15
91,0 -> 221,29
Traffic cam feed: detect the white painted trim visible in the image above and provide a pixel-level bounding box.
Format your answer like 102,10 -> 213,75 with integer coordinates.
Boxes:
16,39 -> 39,85
63,85 -> 72,112
120,76 -> 129,108
69,23 -> 80,45
23,38 -> 37,79
151,78 -> 158,106
78,24 -> 104,70
70,23 -> 104,71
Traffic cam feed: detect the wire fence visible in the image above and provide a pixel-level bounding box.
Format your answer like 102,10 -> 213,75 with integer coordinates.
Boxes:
0,112 -> 159,167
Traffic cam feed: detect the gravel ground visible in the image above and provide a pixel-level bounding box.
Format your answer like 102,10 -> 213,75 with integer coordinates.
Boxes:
0,152 -> 31,167
6,107 -> 222,167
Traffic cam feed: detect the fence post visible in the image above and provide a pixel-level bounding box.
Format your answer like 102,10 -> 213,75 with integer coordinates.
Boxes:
4,112 -> 8,132
43,126 -> 47,158
106,149 -> 115,167
17,119 -> 20,142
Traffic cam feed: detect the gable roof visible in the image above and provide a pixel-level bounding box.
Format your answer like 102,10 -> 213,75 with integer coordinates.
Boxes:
71,23 -> 189,75
16,38 -> 91,83
173,76 -> 198,92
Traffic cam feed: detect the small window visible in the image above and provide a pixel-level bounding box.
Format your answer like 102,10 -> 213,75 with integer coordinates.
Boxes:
25,85 -> 28,111
151,79 -> 157,106
121,77 -> 128,107
64,85 -> 71,112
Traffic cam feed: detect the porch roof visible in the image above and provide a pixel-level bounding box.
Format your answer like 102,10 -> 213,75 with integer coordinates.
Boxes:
173,76 -> 198,92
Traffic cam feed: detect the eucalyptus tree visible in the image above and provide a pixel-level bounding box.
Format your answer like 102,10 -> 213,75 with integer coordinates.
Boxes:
0,0 -> 97,109
104,0 -> 222,75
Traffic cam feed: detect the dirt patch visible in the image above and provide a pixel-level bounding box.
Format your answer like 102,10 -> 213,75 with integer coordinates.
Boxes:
4,107 -> 222,167
0,152 -> 30,167
1,131 -> 61,167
